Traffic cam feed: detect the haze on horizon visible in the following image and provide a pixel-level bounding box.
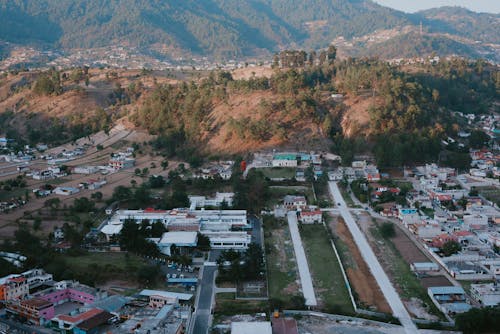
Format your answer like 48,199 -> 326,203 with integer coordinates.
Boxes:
373,0 -> 500,14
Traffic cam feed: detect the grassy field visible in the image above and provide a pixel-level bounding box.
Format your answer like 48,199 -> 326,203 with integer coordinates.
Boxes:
214,293 -> 268,316
66,252 -> 145,271
338,183 -> 355,207
263,217 -> 298,306
477,186 -> 500,206
261,167 -> 296,179
369,223 -> 446,320
300,224 -> 354,314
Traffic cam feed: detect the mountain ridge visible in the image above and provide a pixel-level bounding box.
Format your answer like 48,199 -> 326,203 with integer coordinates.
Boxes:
0,0 -> 498,60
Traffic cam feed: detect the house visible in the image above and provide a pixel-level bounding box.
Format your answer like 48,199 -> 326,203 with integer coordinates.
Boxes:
299,210 -> 322,224
409,223 -> 442,240
0,276 -> 29,301
428,286 -> 471,315
470,283 -> 500,307
283,195 -> 307,210
463,214 -> 488,230
272,154 -> 297,167
410,262 -> 440,274
431,234 -> 458,248
73,166 -> 99,175
188,192 -> 234,209
109,156 -> 135,170
328,170 -> 343,181
54,187 -> 80,196
139,289 -> 192,303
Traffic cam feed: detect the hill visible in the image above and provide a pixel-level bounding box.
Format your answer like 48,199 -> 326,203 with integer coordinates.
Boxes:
0,57 -> 499,168
0,1 -> 497,60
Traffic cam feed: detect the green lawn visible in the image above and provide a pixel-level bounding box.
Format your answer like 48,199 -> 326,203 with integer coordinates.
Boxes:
338,184 -> 355,207
267,186 -> 315,206
261,167 -> 296,179
0,188 -> 26,201
264,217 -> 298,306
66,252 -> 145,271
300,224 -> 354,314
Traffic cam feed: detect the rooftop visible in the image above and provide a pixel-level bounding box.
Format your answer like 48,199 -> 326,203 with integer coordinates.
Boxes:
57,308 -> 104,324
139,289 -> 192,301
428,286 -> 466,295
159,231 -> 198,245
231,321 -> 272,334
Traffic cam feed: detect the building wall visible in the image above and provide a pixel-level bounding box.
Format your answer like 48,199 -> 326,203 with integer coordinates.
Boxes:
41,288 -> 95,305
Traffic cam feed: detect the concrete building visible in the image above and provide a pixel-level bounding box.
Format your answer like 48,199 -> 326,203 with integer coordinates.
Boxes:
428,286 -> 471,315
231,321 -> 272,334
53,187 -> 80,196
0,276 -> 29,301
283,195 -> 307,210
109,156 -> 135,170
155,232 -> 198,256
73,166 -> 99,174
410,262 -> 439,273
188,192 -> 234,209
299,210 -> 322,224
470,283 -> 500,306
6,297 -> 54,325
272,154 -> 297,167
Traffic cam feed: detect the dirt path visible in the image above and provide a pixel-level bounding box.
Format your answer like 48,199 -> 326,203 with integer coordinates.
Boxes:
331,216 -> 391,313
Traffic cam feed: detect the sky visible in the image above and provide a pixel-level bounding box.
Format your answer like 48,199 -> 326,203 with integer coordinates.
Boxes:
373,0 -> 500,14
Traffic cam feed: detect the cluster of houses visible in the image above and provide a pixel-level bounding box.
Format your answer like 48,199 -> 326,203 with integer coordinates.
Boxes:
272,195 -> 322,224
192,160 -> 234,180
364,163 -> 500,312
0,269 -> 192,334
469,149 -> 500,178
328,160 -> 381,182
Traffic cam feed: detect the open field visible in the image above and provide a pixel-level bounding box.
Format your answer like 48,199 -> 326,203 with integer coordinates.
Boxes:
477,186 -> 500,206
261,167 -> 296,179
301,224 -> 354,314
263,217 -> 299,306
329,215 -> 391,313
366,218 -> 446,321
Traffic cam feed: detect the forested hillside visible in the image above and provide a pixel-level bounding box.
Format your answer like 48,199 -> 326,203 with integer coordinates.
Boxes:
0,0 -> 497,59
0,57 -> 498,167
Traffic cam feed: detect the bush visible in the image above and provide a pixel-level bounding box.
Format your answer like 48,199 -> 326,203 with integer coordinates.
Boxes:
379,222 -> 396,238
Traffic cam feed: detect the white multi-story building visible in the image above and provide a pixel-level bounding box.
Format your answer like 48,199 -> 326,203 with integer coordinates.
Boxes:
189,192 -> 234,209
100,208 -> 250,250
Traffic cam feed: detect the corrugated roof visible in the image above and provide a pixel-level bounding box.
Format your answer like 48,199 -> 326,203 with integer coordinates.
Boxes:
428,286 -> 465,295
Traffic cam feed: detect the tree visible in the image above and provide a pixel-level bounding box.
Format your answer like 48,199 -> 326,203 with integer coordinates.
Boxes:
441,240 -> 461,257
379,222 -> 396,238
456,305 -> 500,334
243,243 -> 264,279
149,175 -> 165,188
112,186 -> 132,201
469,130 -> 490,149
196,233 -> 211,251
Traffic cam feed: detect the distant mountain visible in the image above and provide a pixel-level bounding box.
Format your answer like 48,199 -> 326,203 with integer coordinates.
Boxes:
0,1 -> 498,60
416,7 -> 500,44
361,31 -> 480,60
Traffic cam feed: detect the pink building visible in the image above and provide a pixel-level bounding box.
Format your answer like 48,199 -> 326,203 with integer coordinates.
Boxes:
37,281 -> 101,306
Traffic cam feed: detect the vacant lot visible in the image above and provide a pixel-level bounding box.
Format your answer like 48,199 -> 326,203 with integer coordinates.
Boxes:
264,217 -> 300,306
261,167 -> 296,179
301,224 -> 354,314
330,216 -> 391,313
367,220 -> 446,320
477,186 -> 500,206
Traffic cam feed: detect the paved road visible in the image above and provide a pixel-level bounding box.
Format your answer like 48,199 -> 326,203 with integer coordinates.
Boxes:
287,211 -> 317,306
328,182 -> 418,334
192,264 -> 217,334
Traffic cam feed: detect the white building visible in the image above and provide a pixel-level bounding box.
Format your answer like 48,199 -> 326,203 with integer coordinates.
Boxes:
470,283 -> 500,307
109,156 -> 135,170
463,214 -> 489,230
189,192 -> 234,209
203,231 -> 251,250
272,154 -> 297,167
73,166 -> 99,174
53,187 -> 80,196
155,232 -> 198,256
283,195 -> 307,209
299,210 -> 322,224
